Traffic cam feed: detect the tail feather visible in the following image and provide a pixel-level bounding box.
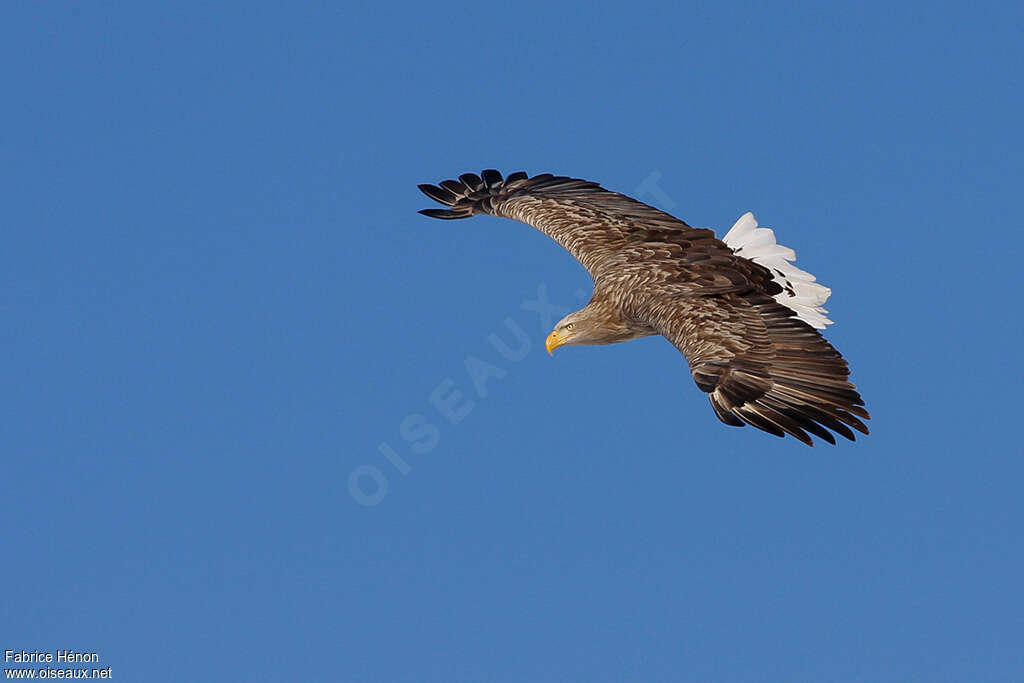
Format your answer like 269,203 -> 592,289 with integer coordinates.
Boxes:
722,212 -> 835,329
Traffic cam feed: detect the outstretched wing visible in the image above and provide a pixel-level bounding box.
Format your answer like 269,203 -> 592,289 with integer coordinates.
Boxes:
417,169 -> 774,293
643,290 -> 869,445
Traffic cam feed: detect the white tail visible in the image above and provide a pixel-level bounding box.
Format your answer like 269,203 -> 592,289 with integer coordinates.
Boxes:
722,212 -> 833,329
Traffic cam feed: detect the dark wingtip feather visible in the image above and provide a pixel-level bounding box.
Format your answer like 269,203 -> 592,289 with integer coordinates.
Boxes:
418,208 -> 470,220
418,184 -> 458,206
760,396 -> 838,445
481,169 -> 503,188
419,167 -> 577,221
734,406 -> 787,439
791,413 -> 837,445
440,179 -> 466,195
710,396 -> 746,427
847,404 -> 871,420
459,173 -> 484,191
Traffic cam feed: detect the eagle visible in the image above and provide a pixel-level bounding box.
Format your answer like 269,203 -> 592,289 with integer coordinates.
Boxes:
418,170 -> 869,446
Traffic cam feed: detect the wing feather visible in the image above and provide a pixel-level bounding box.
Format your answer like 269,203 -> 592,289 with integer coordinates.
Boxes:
417,170 -> 777,295
646,292 -> 868,445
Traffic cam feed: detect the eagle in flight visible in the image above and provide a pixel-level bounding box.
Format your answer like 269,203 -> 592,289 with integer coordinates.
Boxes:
418,170 -> 868,446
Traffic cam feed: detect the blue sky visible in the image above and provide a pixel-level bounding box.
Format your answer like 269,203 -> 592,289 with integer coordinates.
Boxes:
3,1 -> 1023,680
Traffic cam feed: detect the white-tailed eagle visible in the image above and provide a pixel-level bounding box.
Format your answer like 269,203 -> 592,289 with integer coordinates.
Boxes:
418,170 -> 869,446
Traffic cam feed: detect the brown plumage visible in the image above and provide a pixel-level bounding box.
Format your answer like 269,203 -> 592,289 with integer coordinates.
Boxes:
418,170 -> 869,446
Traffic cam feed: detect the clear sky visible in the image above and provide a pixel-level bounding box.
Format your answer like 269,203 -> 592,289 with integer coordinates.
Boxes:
3,1 -> 1023,681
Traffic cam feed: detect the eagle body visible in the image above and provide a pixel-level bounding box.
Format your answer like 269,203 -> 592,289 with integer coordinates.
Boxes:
418,170 -> 868,446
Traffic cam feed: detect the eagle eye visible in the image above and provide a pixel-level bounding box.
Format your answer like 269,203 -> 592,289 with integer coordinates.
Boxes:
565,323 -> 574,331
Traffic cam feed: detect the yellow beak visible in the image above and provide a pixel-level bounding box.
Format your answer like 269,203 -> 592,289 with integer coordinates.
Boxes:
545,331 -> 562,355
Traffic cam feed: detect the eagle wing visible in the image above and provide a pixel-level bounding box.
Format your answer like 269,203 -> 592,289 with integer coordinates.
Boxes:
641,290 -> 868,445
419,170 -> 869,445
418,170 -> 772,293
418,170 -> 684,261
